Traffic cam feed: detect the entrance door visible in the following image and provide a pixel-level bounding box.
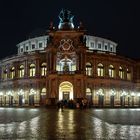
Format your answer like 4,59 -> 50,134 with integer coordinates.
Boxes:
59,81 -> 73,101
63,92 -> 70,101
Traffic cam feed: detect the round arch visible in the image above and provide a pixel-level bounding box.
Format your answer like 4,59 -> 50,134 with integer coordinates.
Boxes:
59,81 -> 73,101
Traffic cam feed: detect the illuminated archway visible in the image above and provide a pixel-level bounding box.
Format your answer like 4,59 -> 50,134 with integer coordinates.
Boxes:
59,81 -> 73,101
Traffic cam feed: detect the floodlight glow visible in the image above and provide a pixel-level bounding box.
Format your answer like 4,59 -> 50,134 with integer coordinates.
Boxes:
30,88 -> 36,95
7,91 -> 13,96
110,89 -> 116,96
22,98 -> 25,104
0,92 -> 3,96
18,89 -> 24,95
97,89 -> 104,96
131,92 -> 135,96
121,90 -> 128,96
137,93 -> 140,97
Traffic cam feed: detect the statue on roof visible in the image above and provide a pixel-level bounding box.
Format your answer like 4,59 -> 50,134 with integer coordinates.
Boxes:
59,9 -> 74,23
58,9 -> 74,30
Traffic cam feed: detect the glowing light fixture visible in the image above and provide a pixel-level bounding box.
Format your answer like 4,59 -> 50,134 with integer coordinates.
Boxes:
18,89 -> 24,95
121,90 -> 128,96
30,88 -> 36,95
131,92 -> 135,96
110,89 -> 116,96
97,89 -> 104,96
0,92 -> 3,96
7,91 -> 13,96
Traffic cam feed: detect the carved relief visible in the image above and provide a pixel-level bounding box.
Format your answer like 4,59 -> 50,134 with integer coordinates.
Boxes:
58,39 -> 74,53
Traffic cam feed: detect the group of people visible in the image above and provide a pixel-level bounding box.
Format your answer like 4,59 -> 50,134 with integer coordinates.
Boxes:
57,98 -> 92,110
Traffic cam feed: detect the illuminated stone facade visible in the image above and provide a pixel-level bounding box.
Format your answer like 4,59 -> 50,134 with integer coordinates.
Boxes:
0,10 -> 140,107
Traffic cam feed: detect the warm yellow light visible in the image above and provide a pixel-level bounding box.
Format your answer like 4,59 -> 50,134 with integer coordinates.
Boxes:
7,91 -> 13,96
96,89 -> 104,96
59,81 -> 73,100
29,89 -> 36,95
18,89 -> 24,95
131,92 -> 135,96
137,93 -> 140,97
110,89 -> 116,96
121,90 -> 128,96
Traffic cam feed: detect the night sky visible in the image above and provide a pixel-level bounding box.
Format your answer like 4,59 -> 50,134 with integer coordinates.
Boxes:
0,0 -> 139,59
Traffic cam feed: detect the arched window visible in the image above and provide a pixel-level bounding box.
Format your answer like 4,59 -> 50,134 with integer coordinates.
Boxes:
3,68 -> 8,80
29,64 -> 36,77
86,62 -> 92,76
97,63 -> 104,76
109,65 -> 115,78
19,65 -> 24,78
127,68 -> 131,80
10,67 -> 15,79
119,66 -> 124,79
41,63 -> 47,76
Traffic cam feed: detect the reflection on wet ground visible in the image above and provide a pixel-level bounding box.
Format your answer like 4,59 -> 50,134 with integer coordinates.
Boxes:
0,108 -> 140,139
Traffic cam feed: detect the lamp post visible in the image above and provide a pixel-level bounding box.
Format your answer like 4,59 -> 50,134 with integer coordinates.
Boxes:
30,89 -> 36,106
110,89 -> 116,107
4,94 -> 6,106
127,94 -> 130,107
137,93 -> 140,107
18,89 -> 24,106
121,90 -> 128,107
0,92 -> 3,106
97,89 -> 104,107
7,91 -> 13,106
131,92 -> 135,107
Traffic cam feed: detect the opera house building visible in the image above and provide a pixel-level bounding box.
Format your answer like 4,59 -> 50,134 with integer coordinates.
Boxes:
0,10 -> 140,107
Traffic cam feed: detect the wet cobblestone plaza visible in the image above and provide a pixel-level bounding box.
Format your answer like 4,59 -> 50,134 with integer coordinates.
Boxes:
0,108 -> 140,139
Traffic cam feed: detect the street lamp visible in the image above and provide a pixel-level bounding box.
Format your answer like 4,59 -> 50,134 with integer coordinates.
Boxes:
96,88 -> 104,96
110,89 -> 116,96
18,89 -> 24,95
18,89 -> 24,106
127,94 -> 130,106
29,88 -> 36,105
4,94 -> 6,106
97,89 -> 104,107
7,91 -> 13,106
110,89 -> 116,107
30,88 -> 36,95
131,92 -> 135,106
0,92 -> 3,106
121,90 -> 128,107
121,90 -> 128,96
137,93 -> 140,107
